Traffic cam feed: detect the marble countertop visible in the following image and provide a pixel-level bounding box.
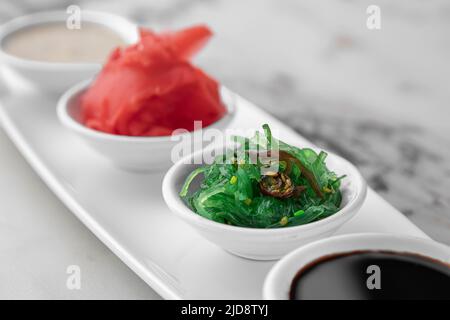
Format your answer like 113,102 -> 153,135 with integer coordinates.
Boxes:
1,0 -> 449,299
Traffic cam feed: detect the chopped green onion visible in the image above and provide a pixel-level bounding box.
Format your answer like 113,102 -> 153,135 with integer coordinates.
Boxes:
294,210 -> 305,217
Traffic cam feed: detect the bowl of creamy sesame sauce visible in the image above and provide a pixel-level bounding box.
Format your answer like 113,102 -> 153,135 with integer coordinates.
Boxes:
2,21 -> 126,64
0,11 -> 138,92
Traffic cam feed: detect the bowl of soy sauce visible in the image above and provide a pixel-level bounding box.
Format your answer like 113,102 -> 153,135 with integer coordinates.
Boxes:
263,233 -> 450,300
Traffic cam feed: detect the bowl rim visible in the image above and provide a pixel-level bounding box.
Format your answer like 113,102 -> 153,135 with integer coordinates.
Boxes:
57,79 -> 237,143
262,233 -> 450,299
162,139 -> 368,235
0,10 -> 138,70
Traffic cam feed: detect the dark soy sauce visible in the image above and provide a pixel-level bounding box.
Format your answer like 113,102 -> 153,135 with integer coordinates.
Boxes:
290,251 -> 450,300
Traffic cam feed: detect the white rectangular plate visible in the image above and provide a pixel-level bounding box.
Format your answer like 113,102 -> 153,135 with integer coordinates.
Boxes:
0,88 -> 428,299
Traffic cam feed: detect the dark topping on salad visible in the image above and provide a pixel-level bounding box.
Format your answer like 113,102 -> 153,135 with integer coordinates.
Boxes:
279,150 -> 324,199
253,149 -> 324,199
259,172 -> 295,198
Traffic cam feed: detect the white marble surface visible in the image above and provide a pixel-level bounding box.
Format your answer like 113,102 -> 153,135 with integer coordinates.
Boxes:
0,0 -> 449,299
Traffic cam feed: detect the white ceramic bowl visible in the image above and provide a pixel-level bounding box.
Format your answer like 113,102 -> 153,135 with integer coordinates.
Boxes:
0,10 -> 138,93
263,233 -> 450,299
162,143 -> 368,260
57,80 -> 236,172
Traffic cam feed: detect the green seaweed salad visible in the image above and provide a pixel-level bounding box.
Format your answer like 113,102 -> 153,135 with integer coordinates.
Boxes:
180,124 -> 345,228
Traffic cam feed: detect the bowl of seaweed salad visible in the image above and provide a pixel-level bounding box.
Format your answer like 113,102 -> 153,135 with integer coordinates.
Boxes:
163,124 -> 367,260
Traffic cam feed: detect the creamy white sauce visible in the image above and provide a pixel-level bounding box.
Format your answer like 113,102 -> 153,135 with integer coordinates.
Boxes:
2,22 -> 125,63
